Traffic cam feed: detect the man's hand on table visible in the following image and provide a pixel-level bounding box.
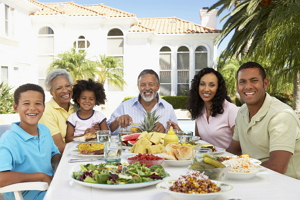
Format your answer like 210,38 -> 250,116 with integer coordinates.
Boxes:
153,122 -> 165,133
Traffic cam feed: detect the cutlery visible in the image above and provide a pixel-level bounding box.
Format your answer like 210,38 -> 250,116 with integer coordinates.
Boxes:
68,158 -> 102,163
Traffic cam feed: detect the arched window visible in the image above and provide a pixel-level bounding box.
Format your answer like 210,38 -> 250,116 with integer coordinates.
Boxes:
159,46 -> 171,96
37,26 -> 54,89
107,28 -> 124,91
195,46 -> 207,74
107,28 -> 124,55
73,35 -> 90,52
177,46 -> 189,96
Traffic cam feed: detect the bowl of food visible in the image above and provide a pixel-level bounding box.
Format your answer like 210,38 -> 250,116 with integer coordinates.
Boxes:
189,154 -> 229,181
127,153 -> 164,167
156,171 -> 233,200
222,157 -> 262,180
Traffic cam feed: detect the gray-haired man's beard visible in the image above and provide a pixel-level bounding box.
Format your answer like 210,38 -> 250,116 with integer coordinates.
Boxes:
141,90 -> 156,102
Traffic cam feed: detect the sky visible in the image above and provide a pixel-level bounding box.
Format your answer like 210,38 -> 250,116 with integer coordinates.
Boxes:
37,0 -> 231,56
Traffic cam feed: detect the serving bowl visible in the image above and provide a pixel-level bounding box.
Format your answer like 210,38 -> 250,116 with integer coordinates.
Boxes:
127,155 -> 164,167
156,180 -> 233,200
188,166 -> 229,181
226,171 -> 258,180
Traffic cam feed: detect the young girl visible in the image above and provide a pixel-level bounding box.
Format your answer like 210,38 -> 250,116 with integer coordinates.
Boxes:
65,79 -> 109,142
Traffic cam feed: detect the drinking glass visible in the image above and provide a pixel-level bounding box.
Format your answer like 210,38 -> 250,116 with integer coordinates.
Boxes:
96,130 -> 111,143
104,141 -> 122,163
193,147 -> 212,163
177,131 -> 193,143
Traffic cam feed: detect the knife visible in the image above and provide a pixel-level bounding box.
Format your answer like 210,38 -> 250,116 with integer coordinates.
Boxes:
68,158 -> 99,163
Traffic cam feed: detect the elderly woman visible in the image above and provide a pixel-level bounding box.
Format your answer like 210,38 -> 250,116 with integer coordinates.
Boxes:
39,69 -> 75,154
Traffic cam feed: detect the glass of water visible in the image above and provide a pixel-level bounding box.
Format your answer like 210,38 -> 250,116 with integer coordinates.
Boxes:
104,141 -> 122,163
177,131 -> 193,143
96,130 -> 111,143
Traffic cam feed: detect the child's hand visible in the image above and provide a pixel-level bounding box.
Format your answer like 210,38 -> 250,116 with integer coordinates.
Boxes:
92,123 -> 100,131
84,128 -> 96,134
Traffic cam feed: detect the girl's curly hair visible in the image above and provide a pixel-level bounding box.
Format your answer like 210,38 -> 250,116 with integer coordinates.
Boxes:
187,68 -> 231,119
72,79 -> 106,107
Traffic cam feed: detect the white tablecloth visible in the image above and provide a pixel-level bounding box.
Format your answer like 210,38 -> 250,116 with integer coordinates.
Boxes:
44,142 -> 300,200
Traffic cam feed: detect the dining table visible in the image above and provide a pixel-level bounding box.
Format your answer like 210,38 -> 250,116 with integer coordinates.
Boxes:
43,141 -> 300,200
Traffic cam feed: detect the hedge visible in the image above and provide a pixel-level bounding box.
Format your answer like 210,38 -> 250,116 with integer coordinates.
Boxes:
122,96 -> 188,109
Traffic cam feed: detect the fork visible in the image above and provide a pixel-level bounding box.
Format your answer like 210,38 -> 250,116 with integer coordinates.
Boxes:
68,158 -> 103,163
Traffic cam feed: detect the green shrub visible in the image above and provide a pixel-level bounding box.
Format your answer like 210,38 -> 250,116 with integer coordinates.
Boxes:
270,92 -> 293,107
122,96 -> 188,109
161,96 -> 188,109
0,82 -> 15,114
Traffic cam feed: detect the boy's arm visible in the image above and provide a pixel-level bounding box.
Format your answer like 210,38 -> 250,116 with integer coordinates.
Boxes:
51,154 -> 61,174
0,171 -> 52,187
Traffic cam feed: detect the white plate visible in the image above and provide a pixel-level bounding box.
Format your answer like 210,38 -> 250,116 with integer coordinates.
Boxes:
250,158 -> 262,165
72,175 -> 165,190
156,180 -> 233,200
73,136 -> 86,142
212,147 -> 226,155
122,145 -> 132,150
69,150 -> 104,158
163,159 -> 192,167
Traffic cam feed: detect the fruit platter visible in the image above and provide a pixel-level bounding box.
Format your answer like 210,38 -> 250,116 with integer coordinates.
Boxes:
71,162 -> 169,189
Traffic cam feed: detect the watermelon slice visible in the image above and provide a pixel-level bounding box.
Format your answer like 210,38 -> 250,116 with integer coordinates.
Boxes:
128,140 -> 137,145
122,133 -> 141,141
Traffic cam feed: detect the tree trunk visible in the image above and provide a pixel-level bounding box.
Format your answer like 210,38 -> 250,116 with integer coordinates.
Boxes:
293,72 -> 300,112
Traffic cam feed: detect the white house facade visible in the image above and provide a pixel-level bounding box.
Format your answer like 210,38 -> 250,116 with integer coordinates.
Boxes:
0,0 -> 220,104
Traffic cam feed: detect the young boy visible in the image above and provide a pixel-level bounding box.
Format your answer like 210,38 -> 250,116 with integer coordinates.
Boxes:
0,83 -> 61,200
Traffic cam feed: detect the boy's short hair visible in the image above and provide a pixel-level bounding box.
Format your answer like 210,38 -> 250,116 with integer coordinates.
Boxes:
14,83 -> 45,105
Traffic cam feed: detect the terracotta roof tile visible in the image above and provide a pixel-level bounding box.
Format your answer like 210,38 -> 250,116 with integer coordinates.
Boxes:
27,1 -> 220,34
130,17 -> 220,34
28,1 -> 134,17
83,4 -> 135,17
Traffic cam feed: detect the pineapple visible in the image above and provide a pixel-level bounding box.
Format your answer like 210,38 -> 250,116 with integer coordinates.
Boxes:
139,111 -> 161,132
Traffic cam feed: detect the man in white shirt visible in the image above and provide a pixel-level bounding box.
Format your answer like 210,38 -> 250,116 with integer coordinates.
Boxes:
108,69 -> 178,134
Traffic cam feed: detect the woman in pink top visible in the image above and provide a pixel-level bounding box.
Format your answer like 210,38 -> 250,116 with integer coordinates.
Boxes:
187,68 -> 238,149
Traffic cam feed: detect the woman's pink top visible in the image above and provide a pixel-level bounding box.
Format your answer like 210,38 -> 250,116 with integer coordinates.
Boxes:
195,100 -> 239,149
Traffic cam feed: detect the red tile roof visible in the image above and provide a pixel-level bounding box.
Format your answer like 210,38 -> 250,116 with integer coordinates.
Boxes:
28,0 -> 220,34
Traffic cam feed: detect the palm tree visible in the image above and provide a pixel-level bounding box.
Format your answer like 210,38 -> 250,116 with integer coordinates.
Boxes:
48,48 -> 99,81
95,55 -> 126,89
48,49 -> 126,89
210,0 -> 300,110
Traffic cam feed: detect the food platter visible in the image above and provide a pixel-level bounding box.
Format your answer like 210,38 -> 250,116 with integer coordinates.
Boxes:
69,150 -> 104,158
163,159 -> 193,167
72,177 -> 164,189
156,180 -> 233,200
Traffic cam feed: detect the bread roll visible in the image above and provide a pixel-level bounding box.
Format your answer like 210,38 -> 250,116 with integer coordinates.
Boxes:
165,143 -> 180,154
160,152 -> 176,160
174,146 -> 193,160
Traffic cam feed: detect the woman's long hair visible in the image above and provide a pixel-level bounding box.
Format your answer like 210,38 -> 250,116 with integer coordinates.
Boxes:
187,68 -> 230,119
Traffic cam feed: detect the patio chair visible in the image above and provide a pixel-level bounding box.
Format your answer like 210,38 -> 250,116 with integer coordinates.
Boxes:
0,182 -> 48,200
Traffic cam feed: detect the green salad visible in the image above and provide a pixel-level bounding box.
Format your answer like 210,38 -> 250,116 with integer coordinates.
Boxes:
72,162 -> 169,185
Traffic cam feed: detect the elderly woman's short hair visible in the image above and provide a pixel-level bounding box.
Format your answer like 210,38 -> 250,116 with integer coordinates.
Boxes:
45,69 -> 73,91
